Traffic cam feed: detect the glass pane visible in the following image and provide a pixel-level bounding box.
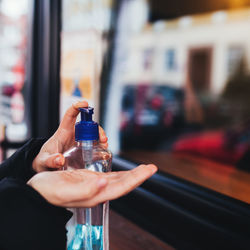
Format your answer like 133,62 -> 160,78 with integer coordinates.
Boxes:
0,0 -> 31,161
105,0 -> 250,204
60,0 -> 113,121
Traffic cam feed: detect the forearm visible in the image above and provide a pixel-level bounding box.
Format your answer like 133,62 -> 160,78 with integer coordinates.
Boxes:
0,177 -> 72,250
0,138 -> 47,182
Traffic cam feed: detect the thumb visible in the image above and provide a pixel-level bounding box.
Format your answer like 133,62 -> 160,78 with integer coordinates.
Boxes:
42,153 -> 65,169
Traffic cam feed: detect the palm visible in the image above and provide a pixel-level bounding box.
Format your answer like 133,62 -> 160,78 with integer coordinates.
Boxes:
28,164 -> 157,208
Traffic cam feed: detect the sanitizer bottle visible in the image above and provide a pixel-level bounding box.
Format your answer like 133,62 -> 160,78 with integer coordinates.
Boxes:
63,107 -> 112,250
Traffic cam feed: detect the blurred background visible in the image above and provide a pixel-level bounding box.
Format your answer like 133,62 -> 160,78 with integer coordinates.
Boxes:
105,0 -> 250,204
1,0 -> 250,249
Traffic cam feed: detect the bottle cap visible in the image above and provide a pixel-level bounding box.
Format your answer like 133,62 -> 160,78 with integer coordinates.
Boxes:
75,107 -> 99,141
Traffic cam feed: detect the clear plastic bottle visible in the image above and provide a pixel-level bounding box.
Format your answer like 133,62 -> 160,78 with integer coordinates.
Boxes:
62,107 -> 112,250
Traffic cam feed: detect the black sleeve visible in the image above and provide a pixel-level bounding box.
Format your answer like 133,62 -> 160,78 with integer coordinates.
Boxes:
0,178 -> 72,250
0,138 -> 47,182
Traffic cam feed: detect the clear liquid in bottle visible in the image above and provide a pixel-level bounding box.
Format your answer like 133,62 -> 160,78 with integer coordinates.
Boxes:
62,107 -> 112,250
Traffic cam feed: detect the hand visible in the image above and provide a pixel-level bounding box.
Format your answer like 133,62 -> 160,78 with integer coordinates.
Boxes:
27,164 -> 157,208
32,101 -> 108,173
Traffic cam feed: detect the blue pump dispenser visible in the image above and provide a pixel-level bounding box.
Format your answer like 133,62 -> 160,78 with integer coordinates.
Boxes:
75,107 -> 99,141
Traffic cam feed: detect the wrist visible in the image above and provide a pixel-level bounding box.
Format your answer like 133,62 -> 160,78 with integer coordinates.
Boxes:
32,156 -> 41,173
27,174 -> 45,201
28,138 -> 47,174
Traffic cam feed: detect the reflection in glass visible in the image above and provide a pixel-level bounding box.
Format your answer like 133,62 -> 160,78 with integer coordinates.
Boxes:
105,1 -> 250,204
60,0 -> 113,121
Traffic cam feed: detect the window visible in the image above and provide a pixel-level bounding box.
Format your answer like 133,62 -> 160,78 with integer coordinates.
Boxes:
105,0 -> 250,205
60,0 -> 112,120
0,0 -> 31,160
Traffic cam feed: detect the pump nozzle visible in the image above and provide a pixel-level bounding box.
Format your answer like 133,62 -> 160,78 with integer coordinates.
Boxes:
75,107 -> 99,141
79,107 -> 94,122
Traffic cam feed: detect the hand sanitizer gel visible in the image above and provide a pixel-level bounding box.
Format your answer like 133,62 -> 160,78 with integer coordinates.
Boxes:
63,107 -> 112,250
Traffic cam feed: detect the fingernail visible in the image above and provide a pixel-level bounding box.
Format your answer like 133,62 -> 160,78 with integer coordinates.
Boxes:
97,178 -> 107,188
72,101 -> 81,107
74,100 -> 88,107
101,136 -> 107,141
55,156 -> 62,165
148,164 -> 158,174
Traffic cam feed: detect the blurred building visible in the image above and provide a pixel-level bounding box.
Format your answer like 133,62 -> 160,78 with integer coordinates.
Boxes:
126,8 -> 250,95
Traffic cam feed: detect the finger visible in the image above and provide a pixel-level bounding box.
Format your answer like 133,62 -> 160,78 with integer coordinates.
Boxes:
99,126 -> 108,143
59,101 -> 88,131
44,153 -> 65,169
126,164 -> 158,186
108,164 -> 157,196
99,142 -> 108,149
112,164 -> 157,189
105,164 -> 157,182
